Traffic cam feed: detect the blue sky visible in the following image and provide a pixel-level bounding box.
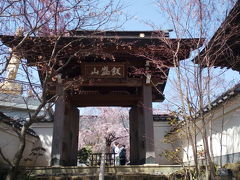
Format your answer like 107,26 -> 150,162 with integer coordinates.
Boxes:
120,0 -> 167,31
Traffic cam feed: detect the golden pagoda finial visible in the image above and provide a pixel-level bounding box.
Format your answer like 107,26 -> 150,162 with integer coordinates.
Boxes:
0,28 -> 23,95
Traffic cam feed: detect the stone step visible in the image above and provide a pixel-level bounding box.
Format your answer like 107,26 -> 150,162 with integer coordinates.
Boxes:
32,174 -> 169,180
27,165 -> 182,179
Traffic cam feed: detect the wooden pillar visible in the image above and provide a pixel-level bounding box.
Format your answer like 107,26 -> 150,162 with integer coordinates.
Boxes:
129,107 -> 137,164
129,107 -> 139,164
51,85 -> 79,166
129,84 -> 155,165
69,107 -> 79,165
142,84 -> 155,164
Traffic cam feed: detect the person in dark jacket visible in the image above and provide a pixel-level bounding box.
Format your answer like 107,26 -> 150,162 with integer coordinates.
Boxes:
119,144 -> 127,165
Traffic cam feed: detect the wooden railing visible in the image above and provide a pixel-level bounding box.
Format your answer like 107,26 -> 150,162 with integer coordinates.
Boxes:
90,153 -> 116,166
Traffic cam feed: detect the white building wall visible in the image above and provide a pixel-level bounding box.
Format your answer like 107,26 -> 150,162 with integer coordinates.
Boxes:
30,119 -> 177,166
154,121 -> 175,165
0,122 -> 41,166
30,122 -> 53,166
181,94 -> 240,165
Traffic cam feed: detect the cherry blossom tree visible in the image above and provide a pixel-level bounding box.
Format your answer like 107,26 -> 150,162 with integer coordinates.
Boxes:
78,107 -> 129,153
0,1 -> 125,179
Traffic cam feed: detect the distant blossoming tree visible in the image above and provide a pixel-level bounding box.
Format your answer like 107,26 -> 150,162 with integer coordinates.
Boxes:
78,107 -> 129,153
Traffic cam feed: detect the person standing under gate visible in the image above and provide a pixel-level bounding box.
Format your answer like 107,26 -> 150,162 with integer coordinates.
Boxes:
119,144 -> 127,165
113,142 -> 120,165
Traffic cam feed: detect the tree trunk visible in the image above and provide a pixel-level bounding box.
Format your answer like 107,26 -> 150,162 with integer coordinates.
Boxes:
106,144 -> 111,154
174,57 -> 200,178
201,118 -> 216,180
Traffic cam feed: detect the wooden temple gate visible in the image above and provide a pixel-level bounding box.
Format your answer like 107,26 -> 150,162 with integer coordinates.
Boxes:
0,31 -> 201,166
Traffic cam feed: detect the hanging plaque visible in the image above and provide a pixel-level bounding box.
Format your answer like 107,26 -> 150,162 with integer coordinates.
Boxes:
82,63 -> 126,79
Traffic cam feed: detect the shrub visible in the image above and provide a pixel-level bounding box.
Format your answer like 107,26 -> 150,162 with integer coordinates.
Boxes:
77,147 -> 92,165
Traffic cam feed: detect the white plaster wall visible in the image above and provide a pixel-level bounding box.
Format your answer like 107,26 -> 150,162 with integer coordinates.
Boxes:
181,94 -> 240,165
154,121 -> 175,164
0,122 -> 40,166
30,122 -> 53,166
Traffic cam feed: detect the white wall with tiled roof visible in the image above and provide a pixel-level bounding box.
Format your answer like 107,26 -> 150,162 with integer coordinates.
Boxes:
181,94 -> 240,165
0,93 -> 52,166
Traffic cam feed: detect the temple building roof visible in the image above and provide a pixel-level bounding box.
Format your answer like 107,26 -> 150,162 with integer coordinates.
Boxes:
196,0 -> 240,71
0,31 -> 203,106
198,83 -> 240,116
0,31 -> 201,65
153,114 -> 176,121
